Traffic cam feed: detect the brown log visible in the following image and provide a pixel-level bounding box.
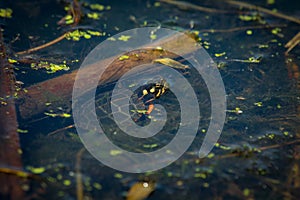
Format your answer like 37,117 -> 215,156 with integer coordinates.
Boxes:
0,31 -> 24,199
18,32 -> 199,119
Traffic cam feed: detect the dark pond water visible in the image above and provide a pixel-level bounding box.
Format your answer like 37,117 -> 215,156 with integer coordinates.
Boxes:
1,0 -> 300,199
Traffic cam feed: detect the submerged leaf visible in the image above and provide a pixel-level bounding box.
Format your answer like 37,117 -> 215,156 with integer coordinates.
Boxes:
118,35 -> 131,41
126,181 -> 155,200
154,58 -> 189,69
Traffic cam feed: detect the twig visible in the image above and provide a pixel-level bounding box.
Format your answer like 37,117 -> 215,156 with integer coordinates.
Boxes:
0,167 -> 42,181
57,0 -> 82,26
225,0 -> 300,25
159,0 -> 230,13
285,32 -> 300,55
75,148 -> 85,200
72,0 -> 82,26
16,33 -> 68,55
258,139 -> 300,151
47,124 -> 75,136
217,139 -> 300,159
199,24 -> 287,33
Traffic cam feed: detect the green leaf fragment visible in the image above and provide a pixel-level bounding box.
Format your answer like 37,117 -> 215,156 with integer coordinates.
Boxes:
239,15 -> 254,21
17,129 -> 28,133
110,150 -> 123,156
47,63 -> 70,73
214,52 -> 226,57
203,182 -> 209,188
66,30 -> 103,41
0,8 -> 13,18
194,173 -> 206,179
271,28 -> 283,37
248,56 -> 262,63
114,173 -> 123,179
63,179 -> 71,186
65,15 -> 72,20
8,58 -> 18,64
90,4 -> 105,11
131,109 -> 147,114
84,33 -> 91,39
61,113 -> 71,118
93,182 -> 102,190
150,34 -> 157,40
87,30 -> 103,36
108,37 -> 116,41
87,12 -> 101,20
243,188 -> 250,196
246,30 -> 253,35
90,4 -> 111,11
29,167 -> 45,174
254,102 -> 263,107
119,55 -> 130,61
143,143 -> 158,148
154,2 -> 161,7
118,35 -> 131,41
258,44 -> 269,48
44,112 -> 71,118
207,153 -> 214,159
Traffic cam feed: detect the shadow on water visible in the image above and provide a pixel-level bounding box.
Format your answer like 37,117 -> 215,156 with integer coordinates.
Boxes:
0,0 -> 299,199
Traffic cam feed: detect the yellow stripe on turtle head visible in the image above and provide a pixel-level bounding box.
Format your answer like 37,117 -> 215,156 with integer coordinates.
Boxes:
156,89 -> 161,97
143,89 -> 148,95
150,87 -> 155,93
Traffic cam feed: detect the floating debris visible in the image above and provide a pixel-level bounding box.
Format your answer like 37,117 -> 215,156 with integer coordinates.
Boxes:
0,8 -> 13,18
126,181 -> 155,200
118,35 -> 131,41
154,57 -> 189,69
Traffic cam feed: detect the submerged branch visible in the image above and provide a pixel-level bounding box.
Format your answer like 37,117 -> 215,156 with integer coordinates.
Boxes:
75,148 -> 85,200
285,32 -> 300,55
159,0 -> 230,13
225,0 -> 300,25
0,30 -> 25,199
199,24 -> 287,33
16,33 -> 68,55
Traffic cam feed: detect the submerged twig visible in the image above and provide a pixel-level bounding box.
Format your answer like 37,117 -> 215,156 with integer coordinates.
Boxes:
285,32 -> 300,55
47,124 -> 75,136
199,24 -> 287,33
217,139 -> 300,160
159,0 -> 230,13
225,0 -> 300,25
0,167 -> 42,181
75,148 -> 85,200
58,0 -> 82,26
16,33 -> 68,55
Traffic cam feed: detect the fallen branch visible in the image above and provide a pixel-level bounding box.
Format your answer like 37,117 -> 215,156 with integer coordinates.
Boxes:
18,32 -> 199,119
0,30 -> 25,199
